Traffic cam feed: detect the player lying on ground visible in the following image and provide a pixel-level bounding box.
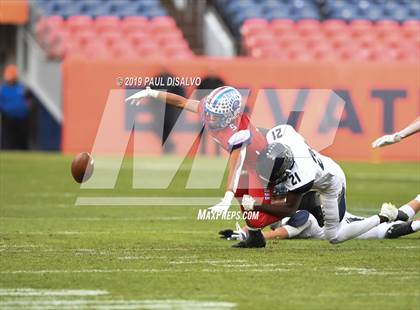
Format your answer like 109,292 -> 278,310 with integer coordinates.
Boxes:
126,87 -> 292,248
372,116 -> 420,148
220,195 -> 420,241
237,125 -> 399,245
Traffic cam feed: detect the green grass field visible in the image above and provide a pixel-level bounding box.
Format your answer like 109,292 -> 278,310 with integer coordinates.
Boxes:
0,152 -> 419,310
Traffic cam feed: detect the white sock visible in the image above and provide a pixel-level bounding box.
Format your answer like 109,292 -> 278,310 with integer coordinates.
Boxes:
335,215 -> 380,243
415,194 -> 420,203
399,204 -> 416,220
411,221 -> 420,232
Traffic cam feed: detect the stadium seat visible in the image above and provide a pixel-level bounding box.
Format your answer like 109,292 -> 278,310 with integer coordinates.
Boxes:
95,16 -> 121,34
349,20 -> 373,37
149,16 -> 177,33
242,16 -> 420,63
121,16 -> 148,30
33,1 -> 195,60
241,19 -> 269,37
35,16 -> 64,45
66,16 -> 93,33
321,20 -> 348,37
296,19 -> 321,36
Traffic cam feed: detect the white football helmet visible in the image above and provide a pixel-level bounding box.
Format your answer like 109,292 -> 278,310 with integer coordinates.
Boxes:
203,86 -> 242,130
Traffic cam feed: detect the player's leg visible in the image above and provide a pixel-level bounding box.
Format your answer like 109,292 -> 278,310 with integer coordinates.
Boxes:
385,219 -> 420,238
323,183 -> 398,243
385,195 -> 420,238
348,195 -> 420,240
321,186 -> 345,242
396,194 -> 420,221
298,191 -> 324,227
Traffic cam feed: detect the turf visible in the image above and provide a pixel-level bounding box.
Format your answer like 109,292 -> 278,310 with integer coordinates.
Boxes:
0,152 -> 419,310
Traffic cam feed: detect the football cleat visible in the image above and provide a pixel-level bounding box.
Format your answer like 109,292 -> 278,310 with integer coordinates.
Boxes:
232,229 -> 266,248
379,202 -> 398,222
396,210 -> 409,222
385,221 -> 414,239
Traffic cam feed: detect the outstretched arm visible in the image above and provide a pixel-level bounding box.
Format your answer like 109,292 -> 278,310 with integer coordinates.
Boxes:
372,117 -> 420,148
125,87 -> 200,113
253,191 -> 303,218
208,146 -> 246,213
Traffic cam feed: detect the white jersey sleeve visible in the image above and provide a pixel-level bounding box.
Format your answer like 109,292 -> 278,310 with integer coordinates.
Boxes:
227,129 -> 251,150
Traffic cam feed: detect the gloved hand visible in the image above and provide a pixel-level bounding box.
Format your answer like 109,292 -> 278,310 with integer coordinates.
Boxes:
230,222 -> 247,241
372,133 -> 402,148
219,222 -> 247,241
125,86 -> 159,105
242,194 -> 255,211
208,191 -> 234,213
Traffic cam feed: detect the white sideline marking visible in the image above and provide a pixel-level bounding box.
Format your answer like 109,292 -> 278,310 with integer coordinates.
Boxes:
335,267 -> 419,276
0,288 -> 108,296
1,268 -> 288,274
0,299 -> 237,309
169,259 -> 247,265
0,269 -> 174,274
319,292 -> 420,298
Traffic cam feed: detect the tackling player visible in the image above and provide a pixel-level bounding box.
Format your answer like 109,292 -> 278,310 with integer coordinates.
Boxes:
126,86 -> 290,248
221,195 -> 420,241
239,125 -> 399,244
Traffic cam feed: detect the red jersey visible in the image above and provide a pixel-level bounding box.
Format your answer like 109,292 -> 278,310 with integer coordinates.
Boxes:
198,100 -> 267,168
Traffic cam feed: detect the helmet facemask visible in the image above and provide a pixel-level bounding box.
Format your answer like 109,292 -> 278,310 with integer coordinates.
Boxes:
256,143 -> 295,186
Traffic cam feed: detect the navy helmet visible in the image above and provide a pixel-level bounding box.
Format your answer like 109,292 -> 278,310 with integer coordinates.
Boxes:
256,142 -> 294,185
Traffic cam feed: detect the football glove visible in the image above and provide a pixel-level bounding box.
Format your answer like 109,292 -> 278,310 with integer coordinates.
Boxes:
242,194 -> 255,211
125,86 -> 159,105
230,222 -> 247,241
371,133 -> 402,148
208,191 -> 234,213
218,222 -> 247,241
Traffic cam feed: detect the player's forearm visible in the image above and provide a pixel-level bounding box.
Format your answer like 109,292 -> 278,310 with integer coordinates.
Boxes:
397,117 -> 420,139
254,194 -> 301,217
153,90 -> 199,112
226,147 -> 245,192
226,151 -> 239,192
263,227 -> 289,240
155,91 -> 186,109
254,202 -> 295,217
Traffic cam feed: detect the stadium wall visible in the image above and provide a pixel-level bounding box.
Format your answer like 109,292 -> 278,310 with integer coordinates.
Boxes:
62,58 -> 419,162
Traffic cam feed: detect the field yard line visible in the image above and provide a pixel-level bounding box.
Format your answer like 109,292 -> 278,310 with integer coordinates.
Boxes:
0,288 -> 108,296
75,197 -> 226,206
169,259 -> 248,265
319,292 -> 420,298
0,231 -> 110,235
0,299 -> 237,309
1,268 -> 289,274
24,192 -> 75,198
335,267 -> 419,276
0,269 -> 175,274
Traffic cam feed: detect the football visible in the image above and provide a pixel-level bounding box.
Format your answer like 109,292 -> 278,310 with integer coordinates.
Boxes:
71,152 -> 94,183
